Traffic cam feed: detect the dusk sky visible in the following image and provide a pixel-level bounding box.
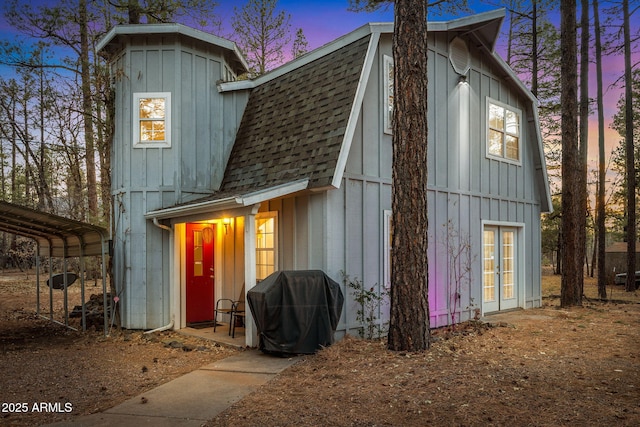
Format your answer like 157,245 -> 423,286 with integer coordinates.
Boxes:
0,0 -> 637,178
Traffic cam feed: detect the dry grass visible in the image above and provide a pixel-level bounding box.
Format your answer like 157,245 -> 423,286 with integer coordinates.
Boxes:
207,273 -> 640,427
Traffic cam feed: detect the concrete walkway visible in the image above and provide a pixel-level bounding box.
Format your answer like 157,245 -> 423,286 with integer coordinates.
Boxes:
45,350 -> 299,427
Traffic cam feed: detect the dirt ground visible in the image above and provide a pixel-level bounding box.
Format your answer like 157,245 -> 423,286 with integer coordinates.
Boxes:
0,269 -> 639,427
0,270 -> 238,427
206,275 -> 640,427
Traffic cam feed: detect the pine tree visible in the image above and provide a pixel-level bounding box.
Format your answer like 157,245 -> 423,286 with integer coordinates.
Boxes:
291,28 -> 308,59
560,0 -> 582,307
231,0 -> 291,76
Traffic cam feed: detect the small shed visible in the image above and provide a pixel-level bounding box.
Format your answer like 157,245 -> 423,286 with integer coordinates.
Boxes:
604,242 -> 640,279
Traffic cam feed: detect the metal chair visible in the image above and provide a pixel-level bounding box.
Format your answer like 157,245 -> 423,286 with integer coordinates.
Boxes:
213,298 -> 235,333
230,301 -> 245,338
214,283 -> 245,335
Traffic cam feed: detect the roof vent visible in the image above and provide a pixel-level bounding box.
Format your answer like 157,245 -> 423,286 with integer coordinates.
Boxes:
449,37 -> 470,76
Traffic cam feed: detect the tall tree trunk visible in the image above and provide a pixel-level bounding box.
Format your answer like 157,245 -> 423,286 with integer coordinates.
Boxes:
622,0 -> 636,292
38,53 -> 54,212
95,56 -> 113,226
593,0 -> 607,299
79,0 -> 98,220
388,0 -> 430,352
21,90 -> 31,205
128,0 -> 142,24
560,0 -> 582,307
578,0 -> 590,297
0,132 -> 5,198
506,2 -> 515,65
10,92 -> 17,204
531,1 -> 538,97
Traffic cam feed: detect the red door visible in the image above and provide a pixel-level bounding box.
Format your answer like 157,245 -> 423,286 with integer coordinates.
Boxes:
186,223 -> 215,323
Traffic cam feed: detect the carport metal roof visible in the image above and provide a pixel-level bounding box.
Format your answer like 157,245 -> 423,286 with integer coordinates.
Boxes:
0,200 -> 111,336
0,201 -> 109,257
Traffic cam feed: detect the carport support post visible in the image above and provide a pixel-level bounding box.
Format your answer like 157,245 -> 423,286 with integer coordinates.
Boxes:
63,240 -> 69,327
244,205 -> 260,347
36,245 -> 40,316
48,254 -> 53,320
79,238 -> 86,332
101,238 -> 108,336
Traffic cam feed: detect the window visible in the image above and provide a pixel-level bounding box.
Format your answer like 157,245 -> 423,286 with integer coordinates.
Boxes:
133,92 -> 171,148
256,213 -> 277,281
487,99 -> 520,163
482,225 -> 520,313
384,55 -> 394,134
193,229 -> 204,277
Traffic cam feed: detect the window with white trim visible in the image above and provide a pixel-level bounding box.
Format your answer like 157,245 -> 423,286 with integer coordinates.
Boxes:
256,213 -> 277,281
133,92 -> 171,148
487,98 -> 521,163
383,55 -> 394,134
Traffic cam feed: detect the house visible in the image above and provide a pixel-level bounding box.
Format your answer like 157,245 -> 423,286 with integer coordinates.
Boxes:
605,242 -> 640,282
97,9 -> 552,347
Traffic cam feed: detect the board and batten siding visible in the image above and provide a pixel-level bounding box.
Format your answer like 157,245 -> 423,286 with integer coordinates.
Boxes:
325,31 -> 544,333
110,34 -> 247,328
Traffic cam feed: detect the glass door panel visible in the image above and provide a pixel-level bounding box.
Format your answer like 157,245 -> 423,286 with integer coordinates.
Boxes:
482,226 -> 518,313
500,230 -> 517,308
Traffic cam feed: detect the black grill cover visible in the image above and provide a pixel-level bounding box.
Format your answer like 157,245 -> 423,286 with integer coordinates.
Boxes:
247,270 -> 344,355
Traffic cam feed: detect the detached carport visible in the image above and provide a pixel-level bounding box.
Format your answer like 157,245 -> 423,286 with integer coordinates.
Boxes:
0,201 -> 110,335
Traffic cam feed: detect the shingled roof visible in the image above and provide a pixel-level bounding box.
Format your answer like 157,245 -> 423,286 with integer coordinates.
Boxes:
220,35 -> 371,193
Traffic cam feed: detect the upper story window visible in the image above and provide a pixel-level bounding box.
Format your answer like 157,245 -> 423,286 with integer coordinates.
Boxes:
487,98 -> 521,163
133,92 -> 171,148
383,55 -> 394,134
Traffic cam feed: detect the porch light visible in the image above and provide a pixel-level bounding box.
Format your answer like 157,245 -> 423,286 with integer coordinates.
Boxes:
223,217 -> 231,234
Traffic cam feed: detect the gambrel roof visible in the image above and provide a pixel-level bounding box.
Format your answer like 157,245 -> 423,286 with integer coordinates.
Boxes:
220,35 -> 371,193
147,8 -> 552,220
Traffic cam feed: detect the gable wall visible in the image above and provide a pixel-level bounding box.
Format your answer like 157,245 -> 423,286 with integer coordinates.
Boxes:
332,30 -> 543,330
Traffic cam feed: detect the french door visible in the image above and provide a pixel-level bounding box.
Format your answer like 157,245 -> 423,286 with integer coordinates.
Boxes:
483,226 -> 518,313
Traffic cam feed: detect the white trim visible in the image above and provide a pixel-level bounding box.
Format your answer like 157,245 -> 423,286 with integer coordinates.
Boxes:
383,210 -> 392,289
133,92 -> 171,148
217,80 -> 255,92
530,105 -> 553,213
146,197 -> 240,220
480,221 -> 526,316
241,179 -> 309,205
428,8 -> 505,32
331,32 -> 380,189
144,179 -> 309,220
244,204 -> 261,347
383,55 -> 394,135
175,223 -> 186,329
485,97 -> 523,165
